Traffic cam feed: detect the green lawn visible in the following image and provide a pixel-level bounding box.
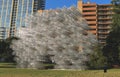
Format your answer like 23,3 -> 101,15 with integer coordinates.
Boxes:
0,63 -> 119,77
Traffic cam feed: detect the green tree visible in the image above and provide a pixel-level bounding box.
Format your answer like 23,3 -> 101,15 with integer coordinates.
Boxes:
103,0 -> 120,67
0,37 -> 18,62
87,44 -> 107,69
111,0 -> 120,29
103,32 -> 120,66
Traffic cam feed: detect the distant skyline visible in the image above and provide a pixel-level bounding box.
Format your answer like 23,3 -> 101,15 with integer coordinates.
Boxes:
45,0 -> 111,9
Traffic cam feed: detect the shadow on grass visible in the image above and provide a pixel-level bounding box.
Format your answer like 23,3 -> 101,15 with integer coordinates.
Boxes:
0,63 -> 16,68
0,63 -> 55,69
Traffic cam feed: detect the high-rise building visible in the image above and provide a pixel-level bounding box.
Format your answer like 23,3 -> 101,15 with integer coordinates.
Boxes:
78,0 -> 113,44
0,27 -> 7,40
78,1 -> 97,35
0,0 -> 45,39
97,4 -> 113,44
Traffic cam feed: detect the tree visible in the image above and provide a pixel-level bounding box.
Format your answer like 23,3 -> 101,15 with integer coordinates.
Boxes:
87,44 -> 107,69
111,0 -> 120,12
103,29 -> 120,67
111,0 -> 120,29
103,0 -> 120,67
11,7 -> 97,69
0,37 -> 18,62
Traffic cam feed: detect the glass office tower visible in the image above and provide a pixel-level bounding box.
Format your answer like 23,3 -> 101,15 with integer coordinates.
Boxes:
0,0 -> 45,39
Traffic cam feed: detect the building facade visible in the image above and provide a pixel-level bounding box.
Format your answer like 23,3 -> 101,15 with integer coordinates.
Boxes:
0,27 -> 7,40
78,0 -> 113,44
97,4 -> 113,44
0,0 -> 45,39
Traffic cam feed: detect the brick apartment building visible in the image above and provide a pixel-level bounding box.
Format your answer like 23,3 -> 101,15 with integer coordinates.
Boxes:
78,0 -> 113,44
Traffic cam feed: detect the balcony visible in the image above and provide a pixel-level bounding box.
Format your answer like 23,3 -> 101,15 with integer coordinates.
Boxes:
98,36 -> 107,39
87,21 -> 97,24
83,4 -> 97,6
89,26 -> 97,29
98,22 -> 112,24
98,31 -> 109,34
98,4 -> 112,6
83,12 -> 96,15
98,41 -> 106,44
98,26 -> 111,29
83,8 -> 97,10
98,17 -> 112,20
98,8 -> 112,11
98,12 -> 114,15
88,30 -> 97,34
84,16 -> 97,19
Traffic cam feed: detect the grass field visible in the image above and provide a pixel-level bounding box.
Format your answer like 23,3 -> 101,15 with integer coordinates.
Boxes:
0,63 -> 120,77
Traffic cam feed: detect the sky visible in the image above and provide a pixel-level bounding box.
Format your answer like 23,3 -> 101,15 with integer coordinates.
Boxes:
45,0 -> 111,9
